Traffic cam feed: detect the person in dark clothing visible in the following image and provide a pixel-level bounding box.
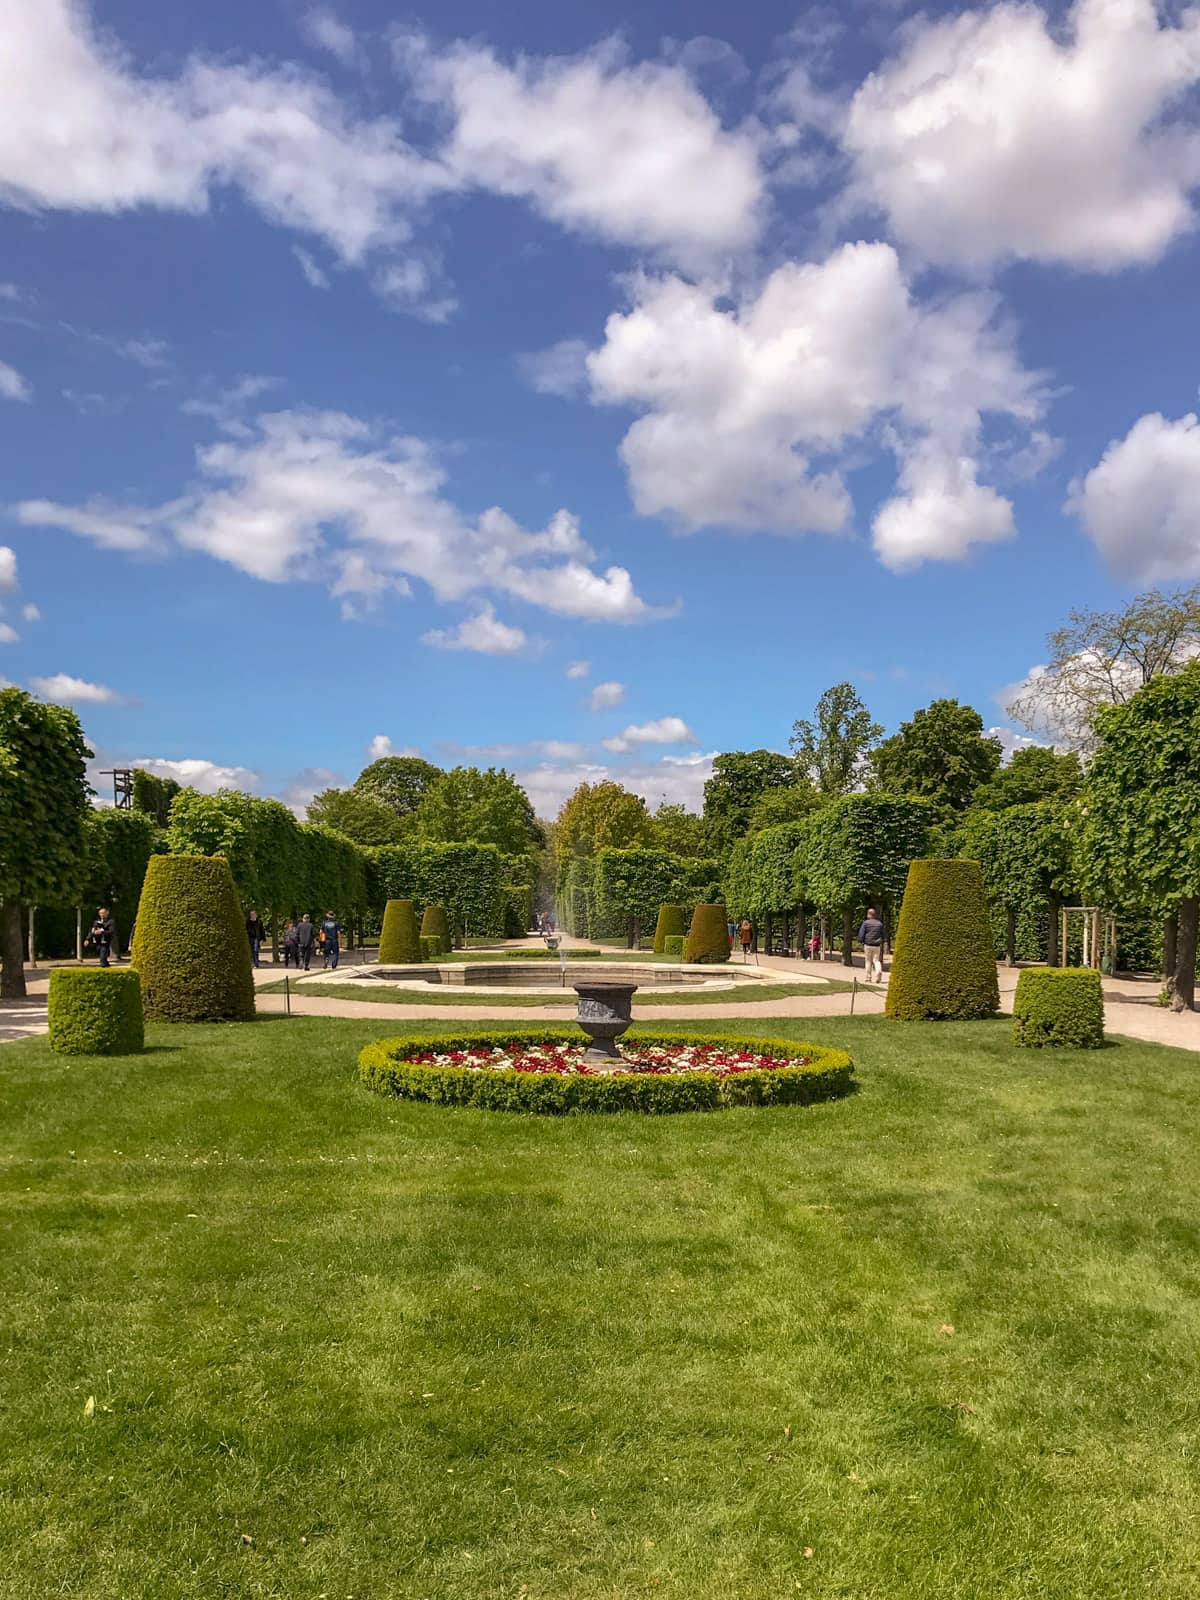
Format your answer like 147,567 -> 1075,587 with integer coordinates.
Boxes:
296,914 -> 315,970
858,907 -> 885,983
90,907 -> 114,968
320,911 -> 341,971
246,909 -> 266,969
282,918 -> 300,968
739,918 -> 753,959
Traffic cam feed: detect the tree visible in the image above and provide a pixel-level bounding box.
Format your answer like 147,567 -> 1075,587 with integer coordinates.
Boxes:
0,688 -> 92,997
651,803 -> 707,857
1076,662 -> 1200,1011
556,781 -> 655,871
959,802 -> 1073,965
306,786 -> 409,846
870,699 -> 1002,816
130,768 -> 181,826
791,683 -> 883,796
702,750 -> 797,858
804,795 -> 932,964
80,808 -> 160,953
353,755 -> 440,817
415,766 -> 542,861
747,781 -> 821,833
1007,584 -> 1200,750
971,746 -> 1083,811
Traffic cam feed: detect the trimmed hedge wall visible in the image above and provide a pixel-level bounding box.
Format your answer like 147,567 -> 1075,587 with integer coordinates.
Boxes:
48,968 -> 144,1056
420,903 -> 451,955
885,858 -> 999,1021
359,1027 -> 854,1115
653,903 -> 686,954
503,883 -> 533,938
1013,966 -> 1104,1048
685,903 -> 730,964
132,855 -> 255,1023
379,899 -> 421,963
664,934 -> 686,960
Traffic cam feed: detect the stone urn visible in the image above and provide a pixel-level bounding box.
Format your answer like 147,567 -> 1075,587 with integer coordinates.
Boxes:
574,981 -> 638,1065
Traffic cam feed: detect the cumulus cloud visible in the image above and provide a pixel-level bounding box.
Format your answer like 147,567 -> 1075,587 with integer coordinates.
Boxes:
518,338 -> 591,397
299,8 -> 360,69
422,604 -> 531,655
587,241 -> 1044,567
601,714 -> 699,753
21,603 -> 40,623
30,673 -> 123,704
282,764 -> 342,815
1066,411 -> 1200,580
0,359 -> 31,401
843,0 -> 1200,272
0,547 -> 17,590
588,680 -> 625,710
987,724 -> 1048,760
129,756 -> 260,793
0,624 -> 18,645
17,407 -> 669,624
397,33 -> 764,267
516,749 -> 717,817
565,660 -> 590,680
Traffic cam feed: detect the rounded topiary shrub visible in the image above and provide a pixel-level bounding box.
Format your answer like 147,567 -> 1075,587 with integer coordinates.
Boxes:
664,934 -> 686,960
653,903 -> 686,954
420,903 -> 451,956
379,899 -> 421,963
132,855 -> 255,1023
48,968 -> 144,1056
885,858 -> 999,1021
1013,967 -> 1104,1048
685,903 -> 730,964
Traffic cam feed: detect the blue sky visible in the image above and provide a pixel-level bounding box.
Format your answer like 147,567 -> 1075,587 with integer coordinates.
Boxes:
2,0 -> 1199,815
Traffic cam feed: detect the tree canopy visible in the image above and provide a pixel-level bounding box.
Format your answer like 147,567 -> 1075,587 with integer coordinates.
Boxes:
556,780 -> 655,870
971,746 -> 1083,811
353,755 -> 440,817
702,750 -> 797,857
791,683 -> 883,796
414,766 -> 543,862
306,786 -> 410,846
651,803 -> 707,858
870,698 -> 1001,815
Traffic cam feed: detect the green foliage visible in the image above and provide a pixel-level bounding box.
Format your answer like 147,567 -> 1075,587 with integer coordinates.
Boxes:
132,855 -> 255,1022
653,903 -> 686,953
359,1029 -> 854,1114
791,683 -> 883,796
747,782 -> 821,833
663,934 -> 686,960
702,750 -> 798,858
353,755 -> 440,817
420,903 -> 451,955
0,687 -> 92,907
370,841 -> 505,939
379,899 -> 422,963
870,699 -> 1002,815
651,803 -> 708,857
130,768 -> 181,826
685,903 -> 730,964
973,747 -> 1084,811
47,968 -> 144,1056
556,781 -> 656,874
885,858 -> 999,1021
503,883 -> 533,937
1012,967 -> 1105,1049
805,795 -> 931,915
958,803 -> 1072,951
420,935 -> 441,961
306,787 -> 410,845
79,808 -> 159,945
415,766 -> 542,864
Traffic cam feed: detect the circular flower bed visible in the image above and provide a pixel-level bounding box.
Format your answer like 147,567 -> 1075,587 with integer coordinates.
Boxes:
359,1028 -> 854,1115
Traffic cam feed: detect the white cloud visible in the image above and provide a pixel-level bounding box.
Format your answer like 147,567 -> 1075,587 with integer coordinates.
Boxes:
515,750 -> 717,817
587,241 -> 1043,567
129,756 -> 259,793
1066,411 -> 1200,581
872,448 -> 1015,573
300,8 -> 360,69
987,724 -> 1047,760
518,338 -> 591,397
0,547 -> 17,590
30,673 -> 121,703
589,680 -> 625,711
422,604 -> 531,655
843,0 -> 1200,272
293,247 -> 331,289
21,603 -> 40,623
283,765 -> 342,815
602,714 -> 698,753
0,360 -> 31,401
0,624 -> 18,645
17,407 -> 668,623
0,283 -> 27,302
365,735 -> 421,760
398,33 -> 763,267
565,660 -> 590,679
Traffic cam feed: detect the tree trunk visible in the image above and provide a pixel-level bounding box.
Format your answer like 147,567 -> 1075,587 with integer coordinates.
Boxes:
1163,911 -> 1178,984
0,901 -> 26,999
764,913 -> 773,956
271,912 -> 280,965
1047,899 -> 1059,966
629,916 -> 640,951
75,906 -> 83,963
1168,898 -> 1197,1013
1005,907 -> 1017,967
842,907 -> 854,967
27,906 -> 36,968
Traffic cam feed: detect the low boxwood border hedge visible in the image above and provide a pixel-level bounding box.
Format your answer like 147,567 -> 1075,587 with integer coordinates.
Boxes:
358,1026 -> 854,1114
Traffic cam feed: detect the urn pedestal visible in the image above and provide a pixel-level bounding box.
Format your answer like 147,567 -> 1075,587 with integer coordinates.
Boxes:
573,982 -> 638,1065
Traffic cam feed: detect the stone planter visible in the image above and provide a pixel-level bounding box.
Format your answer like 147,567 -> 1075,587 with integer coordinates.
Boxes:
574,981 -> 638,1064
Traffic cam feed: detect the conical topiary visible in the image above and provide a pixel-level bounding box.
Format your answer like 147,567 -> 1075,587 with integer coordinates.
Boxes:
379,898 -> 422,963
653,903 -> 686,954
885,858 -> 999,1021
685,903 -> 730,964
132,854 -> 255,1022
420,903 -> 451,955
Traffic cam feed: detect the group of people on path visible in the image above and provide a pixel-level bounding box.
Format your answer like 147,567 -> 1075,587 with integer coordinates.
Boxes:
245,910 -> 342,971
723,907 -> 887,982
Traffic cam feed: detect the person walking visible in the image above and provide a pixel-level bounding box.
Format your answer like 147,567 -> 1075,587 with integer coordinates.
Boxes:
282,918 -> 300,968
245,909 -> 266,969
739,918 -> 753,960
858,907 -> 885,983
296,913 -> 315,971
808,928 -> 821,962
89,907 -> 114,968
320,911 -> 341,971
726,915 -> 737,952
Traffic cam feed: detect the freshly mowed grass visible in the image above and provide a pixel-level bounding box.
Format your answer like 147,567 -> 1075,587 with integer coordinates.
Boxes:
260,978 -> 853,1007
3,1016 -> 1200,1598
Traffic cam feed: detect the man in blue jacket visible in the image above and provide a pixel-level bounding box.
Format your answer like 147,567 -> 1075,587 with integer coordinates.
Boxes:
858,907 -> 885,984
320,911 -> 341,971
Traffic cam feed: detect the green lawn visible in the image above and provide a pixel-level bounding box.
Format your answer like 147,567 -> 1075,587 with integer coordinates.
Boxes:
261,978 -> 854,1007
3,1016 -> 1199,1598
